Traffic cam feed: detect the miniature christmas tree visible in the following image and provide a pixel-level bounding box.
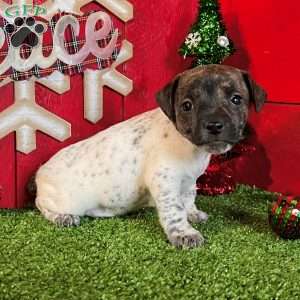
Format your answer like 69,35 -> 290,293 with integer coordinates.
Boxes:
180,0 -> 234,66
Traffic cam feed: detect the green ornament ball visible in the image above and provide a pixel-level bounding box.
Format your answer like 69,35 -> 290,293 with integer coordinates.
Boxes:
268,195 -> 300,239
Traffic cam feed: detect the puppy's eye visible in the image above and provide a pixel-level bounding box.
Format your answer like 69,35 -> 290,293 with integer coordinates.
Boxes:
181,100 -> 193,112
231,95 -> 242,105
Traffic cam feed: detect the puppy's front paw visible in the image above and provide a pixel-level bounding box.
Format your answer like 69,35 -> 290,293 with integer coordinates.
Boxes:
188,210 -> 208,224
168,228 -> 205,249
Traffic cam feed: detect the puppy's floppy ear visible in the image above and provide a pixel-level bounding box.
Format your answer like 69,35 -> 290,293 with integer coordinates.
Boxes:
156,75 -> 180,122
242,71 -> 267,112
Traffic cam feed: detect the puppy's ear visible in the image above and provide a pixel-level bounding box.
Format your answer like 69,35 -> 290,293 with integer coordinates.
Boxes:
242,71 -> 267,112
156,75 -> 180,122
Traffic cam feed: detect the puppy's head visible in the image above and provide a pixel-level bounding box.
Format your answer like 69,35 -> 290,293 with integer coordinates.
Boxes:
156,64 -> 267,154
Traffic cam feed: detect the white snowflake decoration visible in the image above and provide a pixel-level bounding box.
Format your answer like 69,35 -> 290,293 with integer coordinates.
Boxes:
185,32 -> 202,50
0,72 -> 71,154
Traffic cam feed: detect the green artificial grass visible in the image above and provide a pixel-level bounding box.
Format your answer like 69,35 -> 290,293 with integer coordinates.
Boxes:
1,185 -> 300,300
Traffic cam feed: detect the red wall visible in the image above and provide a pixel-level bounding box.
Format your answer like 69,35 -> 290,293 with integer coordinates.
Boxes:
1,0 -> 300,208
223,0 -> 300,195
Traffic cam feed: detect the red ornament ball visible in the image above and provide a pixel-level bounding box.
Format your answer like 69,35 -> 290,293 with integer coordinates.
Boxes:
269,195 -> 300,239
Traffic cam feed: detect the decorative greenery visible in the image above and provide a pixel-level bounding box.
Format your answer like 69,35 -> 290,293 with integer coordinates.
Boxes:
1,186 -> 300,299
180,0 -> 235,66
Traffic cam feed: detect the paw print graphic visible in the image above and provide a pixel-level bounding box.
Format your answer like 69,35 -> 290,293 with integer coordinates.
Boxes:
5,17 -> 46,48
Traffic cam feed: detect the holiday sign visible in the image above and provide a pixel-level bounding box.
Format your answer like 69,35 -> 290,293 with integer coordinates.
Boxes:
0,0 -> 133,154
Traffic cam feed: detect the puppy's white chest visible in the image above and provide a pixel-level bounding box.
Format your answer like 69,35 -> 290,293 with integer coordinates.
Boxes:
185,151 -> 211,180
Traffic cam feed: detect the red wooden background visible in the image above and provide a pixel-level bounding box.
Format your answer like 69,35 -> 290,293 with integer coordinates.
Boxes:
1,0 -> 300,208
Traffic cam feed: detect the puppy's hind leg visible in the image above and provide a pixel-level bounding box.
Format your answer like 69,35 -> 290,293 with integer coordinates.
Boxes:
36,200 -> 81,227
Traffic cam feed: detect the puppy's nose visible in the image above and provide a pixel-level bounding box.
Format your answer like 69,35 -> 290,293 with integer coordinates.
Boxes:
206,121 -> 224,135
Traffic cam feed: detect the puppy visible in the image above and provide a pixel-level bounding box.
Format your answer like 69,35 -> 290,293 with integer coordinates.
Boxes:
35,64 -> 266,248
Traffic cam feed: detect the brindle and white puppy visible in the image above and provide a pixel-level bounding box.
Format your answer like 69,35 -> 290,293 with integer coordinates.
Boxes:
35,65 -> 266,248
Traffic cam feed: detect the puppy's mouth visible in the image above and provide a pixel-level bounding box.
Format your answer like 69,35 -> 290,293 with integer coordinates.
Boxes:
201,141 -> 233,154
194,133 -> 244,153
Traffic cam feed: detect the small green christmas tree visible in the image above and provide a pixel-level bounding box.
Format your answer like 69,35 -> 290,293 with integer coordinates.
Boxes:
180,0 -> 235,66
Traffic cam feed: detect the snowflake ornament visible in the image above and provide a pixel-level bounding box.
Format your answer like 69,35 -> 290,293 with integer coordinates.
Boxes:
185,32 -> 202,50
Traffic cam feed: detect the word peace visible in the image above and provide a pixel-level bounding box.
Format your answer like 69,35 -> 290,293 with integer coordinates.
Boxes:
0,11 -> 118,74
